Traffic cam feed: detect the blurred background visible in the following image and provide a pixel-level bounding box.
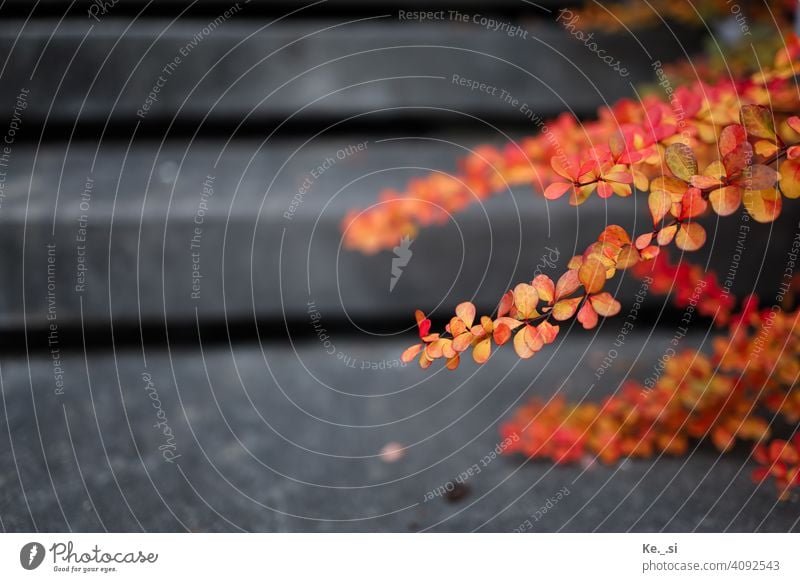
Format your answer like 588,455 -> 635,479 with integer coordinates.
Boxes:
0,0 -> 798,532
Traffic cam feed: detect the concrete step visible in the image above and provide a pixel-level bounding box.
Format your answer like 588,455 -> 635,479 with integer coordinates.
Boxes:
0,17 -> 691,126
1,329 -> 795,532
1,137 -> 798,331
2,137 -> 798,331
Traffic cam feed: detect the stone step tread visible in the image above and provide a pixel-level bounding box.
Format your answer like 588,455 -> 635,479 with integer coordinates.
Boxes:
0,17 -> 687,122
1,330 -> 794,532
0,138 -> 795,328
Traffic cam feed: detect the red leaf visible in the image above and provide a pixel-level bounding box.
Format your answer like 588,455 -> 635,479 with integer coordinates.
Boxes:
577,301 -> 598,329
544,181 -> 572,200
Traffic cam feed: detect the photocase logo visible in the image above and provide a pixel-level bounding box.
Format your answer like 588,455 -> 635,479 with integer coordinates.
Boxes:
20,542 -> 45,570
389,236 -> 414,292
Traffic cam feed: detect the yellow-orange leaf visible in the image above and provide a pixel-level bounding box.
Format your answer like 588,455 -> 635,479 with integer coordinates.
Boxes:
532,274 -> 555,303
494,316 -> 523,330
674,222 -> 706,251
449,316 -> 467,337
523,324 -> 544,352
456,301 -> 476,328
615,244 -> 640,269
589,292 -> 622,317
656,224 -> 678,246
537,320 -> 560,344
513,327 -> 535,359
709,186 -> 742,216
552,297 -> 582,321
648,190 -> 672,225
779,159 -> 800,199
401,344 -> 423,363
740,104 -> 776,140
513,283 -> 539,319
598,225 -> 631,246
472,338 -> 491,364
452,332 -> 474,352
743,188 -> 783,222
665,143 -> 697,181
635,232 -> 654,250
578,257 -> 607,294
651,175 -> 688,197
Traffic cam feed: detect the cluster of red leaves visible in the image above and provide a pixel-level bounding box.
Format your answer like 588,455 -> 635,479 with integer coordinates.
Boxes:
343,37 -> 800,254
753,436 -> 800,499
347,37 -> 800,498
633,252 -> 735,324
401,225 -> 637,370
391,38 -> 800,371
501,300 -> 800,497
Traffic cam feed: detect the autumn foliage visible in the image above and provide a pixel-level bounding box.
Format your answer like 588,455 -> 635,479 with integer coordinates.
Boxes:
344,36 -> 800,497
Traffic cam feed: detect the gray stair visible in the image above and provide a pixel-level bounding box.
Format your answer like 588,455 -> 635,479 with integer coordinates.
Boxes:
0,137 -> 798,330
0,18 -> 677,126
1,329 -> 796,532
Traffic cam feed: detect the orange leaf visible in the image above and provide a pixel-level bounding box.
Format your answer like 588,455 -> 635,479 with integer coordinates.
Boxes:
709,186 -> 742,216
523,324 -> 544,352
513,327 -> 535,359
648,190 -> 672,225
449,316 -> 467,337
513,283 -> 539,319
544,181 -> 572,200
743,188 -> 782,222
690,175 -> 723,189
493,323 -> 512,345
452,332 -> 474,352
635,232 -> 654,250
615,244 -> 640,269
456,302 -> 476,328
719,124 -> 746,157
555,269 -> 581,299
497,291 -> 514,317
578,257 -> 607,294
446,354 -> 460,370
754,139 -> 779,158
678,187 -> 707,219
550,156 -> 576,180
589,292 -> 622,317
419,351 -> 433,369
441,339 -> 456,359
577,301 -> 598,329
401,344 -> 423,363
674,222 -> 706,251
779,159 -> 800,199
552,297 -> 582,321
537,320 -> 560,344
494,316 -> 524,330
656,224 -> 678,246
472,338 -> 491,364
532,274 -> 555,303
640,245 -> 660,260
650,175 -> 688,197
598,225 -> 631,246
722,141 -> 753,176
